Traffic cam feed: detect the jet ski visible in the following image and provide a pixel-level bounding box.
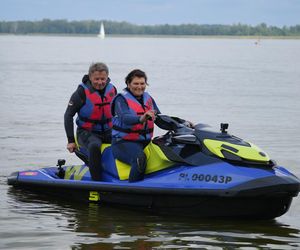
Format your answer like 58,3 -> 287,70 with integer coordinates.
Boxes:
7,115 -> 300,219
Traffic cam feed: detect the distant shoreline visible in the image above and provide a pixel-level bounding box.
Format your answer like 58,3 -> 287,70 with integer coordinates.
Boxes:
1,33 -> 300,39
2,20 -> 299,37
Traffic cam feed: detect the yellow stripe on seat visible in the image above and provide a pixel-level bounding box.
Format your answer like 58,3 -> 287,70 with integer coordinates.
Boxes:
116,142 -> 174,180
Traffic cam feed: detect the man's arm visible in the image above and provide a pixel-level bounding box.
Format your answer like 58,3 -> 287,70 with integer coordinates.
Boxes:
64,86 -> 85,144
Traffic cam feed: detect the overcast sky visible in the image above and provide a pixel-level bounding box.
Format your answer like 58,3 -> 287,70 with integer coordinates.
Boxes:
1,0 -> 299,27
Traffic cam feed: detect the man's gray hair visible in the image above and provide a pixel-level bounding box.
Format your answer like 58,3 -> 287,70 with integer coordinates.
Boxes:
88,62 -> 109,76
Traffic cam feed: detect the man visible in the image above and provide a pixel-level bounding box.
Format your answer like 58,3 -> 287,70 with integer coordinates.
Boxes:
64,62 -> 117,181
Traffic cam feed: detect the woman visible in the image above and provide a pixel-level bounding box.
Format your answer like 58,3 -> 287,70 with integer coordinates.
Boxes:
111,69 -> 160,182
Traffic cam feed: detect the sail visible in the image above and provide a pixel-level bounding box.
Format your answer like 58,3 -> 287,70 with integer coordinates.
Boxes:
98,22 -> 105,39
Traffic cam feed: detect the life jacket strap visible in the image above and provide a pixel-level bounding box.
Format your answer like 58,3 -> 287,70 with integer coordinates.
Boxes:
112,125 -> 153,135
78,115 -> 112,124
95,102 -> 110,107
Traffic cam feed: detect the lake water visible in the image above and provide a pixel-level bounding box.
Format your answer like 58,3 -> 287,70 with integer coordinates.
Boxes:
0,35 -> 300,249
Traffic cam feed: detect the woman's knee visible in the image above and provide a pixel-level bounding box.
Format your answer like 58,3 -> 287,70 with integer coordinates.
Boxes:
111,144 -> 130,164
135,153 -> 146,172
112,142 -> 143,163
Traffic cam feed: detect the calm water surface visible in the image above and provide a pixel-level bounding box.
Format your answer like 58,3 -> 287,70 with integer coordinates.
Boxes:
0,35 -> 300,249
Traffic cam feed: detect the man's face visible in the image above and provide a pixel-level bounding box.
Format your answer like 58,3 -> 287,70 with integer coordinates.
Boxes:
90,71 -> 108,90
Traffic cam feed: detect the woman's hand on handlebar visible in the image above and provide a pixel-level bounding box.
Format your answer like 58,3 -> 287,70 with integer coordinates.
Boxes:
139,110 -> 156,123
184,120 -> 195,128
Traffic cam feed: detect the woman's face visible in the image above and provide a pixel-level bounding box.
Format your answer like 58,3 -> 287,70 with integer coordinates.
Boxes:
128,77 -> 146,97
90,70 -> 108,90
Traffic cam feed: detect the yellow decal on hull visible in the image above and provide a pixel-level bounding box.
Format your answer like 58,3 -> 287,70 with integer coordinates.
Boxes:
89,191 -> 100,201
203,139 -> 270,162
64,165 -> 89,180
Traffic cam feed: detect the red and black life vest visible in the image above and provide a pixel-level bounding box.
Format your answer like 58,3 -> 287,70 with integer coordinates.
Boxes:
76,82 -> 116,132
112,90 -> 154,141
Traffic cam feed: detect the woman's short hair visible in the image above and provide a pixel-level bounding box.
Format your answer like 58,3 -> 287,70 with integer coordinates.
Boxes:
125,69 -> 148,85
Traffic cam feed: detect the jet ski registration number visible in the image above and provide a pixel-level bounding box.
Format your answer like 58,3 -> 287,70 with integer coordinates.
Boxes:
179,173 -> 232,184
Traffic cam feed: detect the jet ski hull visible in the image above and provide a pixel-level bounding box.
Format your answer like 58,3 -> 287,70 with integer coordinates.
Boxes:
7,164 -> 300,219
7,115 -> 300,219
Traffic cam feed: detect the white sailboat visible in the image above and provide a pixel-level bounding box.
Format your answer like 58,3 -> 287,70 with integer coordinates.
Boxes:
97,22 -> 105,39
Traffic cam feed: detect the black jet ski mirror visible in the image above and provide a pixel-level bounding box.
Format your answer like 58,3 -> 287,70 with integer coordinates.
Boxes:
194,123 -> 211,130
155,114 -> 194,134
155,114 -> 180,130
220,123 -> 229,133
56,159 -> 66,178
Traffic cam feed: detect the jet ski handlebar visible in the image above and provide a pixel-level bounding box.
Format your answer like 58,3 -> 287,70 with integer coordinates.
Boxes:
155,114 -> 194,134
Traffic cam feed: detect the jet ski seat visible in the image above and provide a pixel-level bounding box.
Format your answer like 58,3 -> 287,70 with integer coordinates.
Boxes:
75,141 -> 175,181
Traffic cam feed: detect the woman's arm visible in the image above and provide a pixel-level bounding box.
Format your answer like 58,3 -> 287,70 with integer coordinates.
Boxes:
113,96 -> 141,125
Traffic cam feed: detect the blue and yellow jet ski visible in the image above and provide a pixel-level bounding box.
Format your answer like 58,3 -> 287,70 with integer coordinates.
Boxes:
7,115 -> 300,219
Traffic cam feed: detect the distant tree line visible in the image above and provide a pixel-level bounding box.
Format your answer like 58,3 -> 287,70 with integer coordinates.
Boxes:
1,19 -> 300,36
